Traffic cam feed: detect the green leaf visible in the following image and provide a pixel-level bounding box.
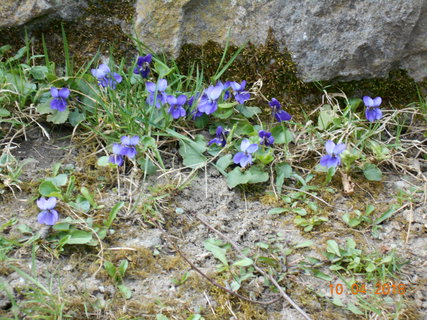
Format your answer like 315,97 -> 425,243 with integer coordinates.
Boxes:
69,200 -> 90,213
204,239 -> 228,267
30,66 -> 48,80
47,108 -> 70,124
235,104 -> 261,118
218,102 -> 236,109
66,230 -> 93,244
179,138 -> 207,169
154,60 -> 172,77
311,269 -> 332,281
257,148 -> 274,165
374,204 -> 399,225
118,284 -> 132,299
80,187 -> 97,207
68,109 -> 86,126
37,102 -> 53,115
326,240 -> 341,257
294,240 -> 313,249
268,208 -> 287,215
216,154 -> 233,172
52,222 -> 70,232
271,126 -> 293,144
39,180 -> 61,196
97,156 -> 110,167
226,166 -> 269,188
118,259 -> 128,277
7,47 -> 26,62
105,201 -> 124,227
0,108 -> 11,117
156,315 -> 169,320
363,163 -> 382,181
347,303 -> 364,315
214,108 -> 233,119
104,261 -> 116,279
365,263 -> 376,273
232,257 -> 253,267
275,162 -> 292,194
317,104 -> 338,130
46,174 -> 68,187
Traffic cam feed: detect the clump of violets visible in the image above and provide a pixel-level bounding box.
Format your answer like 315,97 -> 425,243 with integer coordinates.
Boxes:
37,197 -> 59,225
230,81 -> 250,104
109,135 -> 140,166
208,126 -> 229,147
134,54 -> 152,79
167,94 -> 187,119
233,139 -> 259,168
320,140 -> 346,168
146,79 -> 168,108
50,87 -> 70,112
363,96 -> 382,122
259,130 -> 274,146
269,98 -> 292,122
198,82 -> 224,115
91,63 -> 122,89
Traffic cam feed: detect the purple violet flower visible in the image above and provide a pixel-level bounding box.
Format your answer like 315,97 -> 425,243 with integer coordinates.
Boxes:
198,82 -> 224,115
208,126 -> 229,147
363,96 -> 383,122
233,139 -> 259,168
259,130 -> 274,146
50,87 -> 70,112
37,197 -> 59,225
320,140 -> 346,168
134,54 -> 152,78
146,79 -> 168,108
119,135 -> 139,158
109,143 -> 124,166
230,81 -> 250,104
167,94 -> 187,119
269,98 -> 292,122
91,63 -> 122,89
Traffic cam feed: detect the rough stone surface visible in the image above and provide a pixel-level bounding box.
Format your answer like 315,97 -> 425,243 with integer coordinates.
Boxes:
0,0 -> 87,28
134,0 -> 427,82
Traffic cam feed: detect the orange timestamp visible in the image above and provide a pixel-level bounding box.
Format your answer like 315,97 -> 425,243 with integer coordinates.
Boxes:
329,283 -> 406,295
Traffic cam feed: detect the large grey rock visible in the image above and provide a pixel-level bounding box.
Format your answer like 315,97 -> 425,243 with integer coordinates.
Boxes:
134,0 -> 427,81
0,0 -> 86,28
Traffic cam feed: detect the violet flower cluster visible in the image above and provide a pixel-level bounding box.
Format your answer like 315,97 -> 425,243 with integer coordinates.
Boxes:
146,79 -> 168,108
208,126 -> 229,147
134,54 -> 152,79
50,87 -> 70,112
259,130 -> 274,146
233,139 -> 259,168
363,96 -> 382,122
37,197 -> 59,225
91,64 -> 122,89
109,135 -> 140,166
320,140 -> 346,168
269,98 -> 292,122
167,94 -> 187,119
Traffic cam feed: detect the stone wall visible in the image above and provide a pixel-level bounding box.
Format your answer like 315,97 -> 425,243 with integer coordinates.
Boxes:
1,0 -> 426,82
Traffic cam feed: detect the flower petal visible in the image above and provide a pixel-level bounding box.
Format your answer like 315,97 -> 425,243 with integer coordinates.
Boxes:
112,143 -> 124,154
38,209 -> 59,225
233,152 -> 244,164
109,154 -> 123,166
58,88 -> 70,99
158,79 -> 168,91
45,197 -> 57,209
239,154 -> 252,167
36,197 -> 48,210
325,140 -> 336,154
216,126 -> 223,137
146,82 -> 156,92
372,97 -> 382,107
363,96 -> 373,107
177,94 -> 187,105
50,87 -> 59,98
240,139 -> 251,152
246,143 -> 259,154
333,143 -> 346,155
